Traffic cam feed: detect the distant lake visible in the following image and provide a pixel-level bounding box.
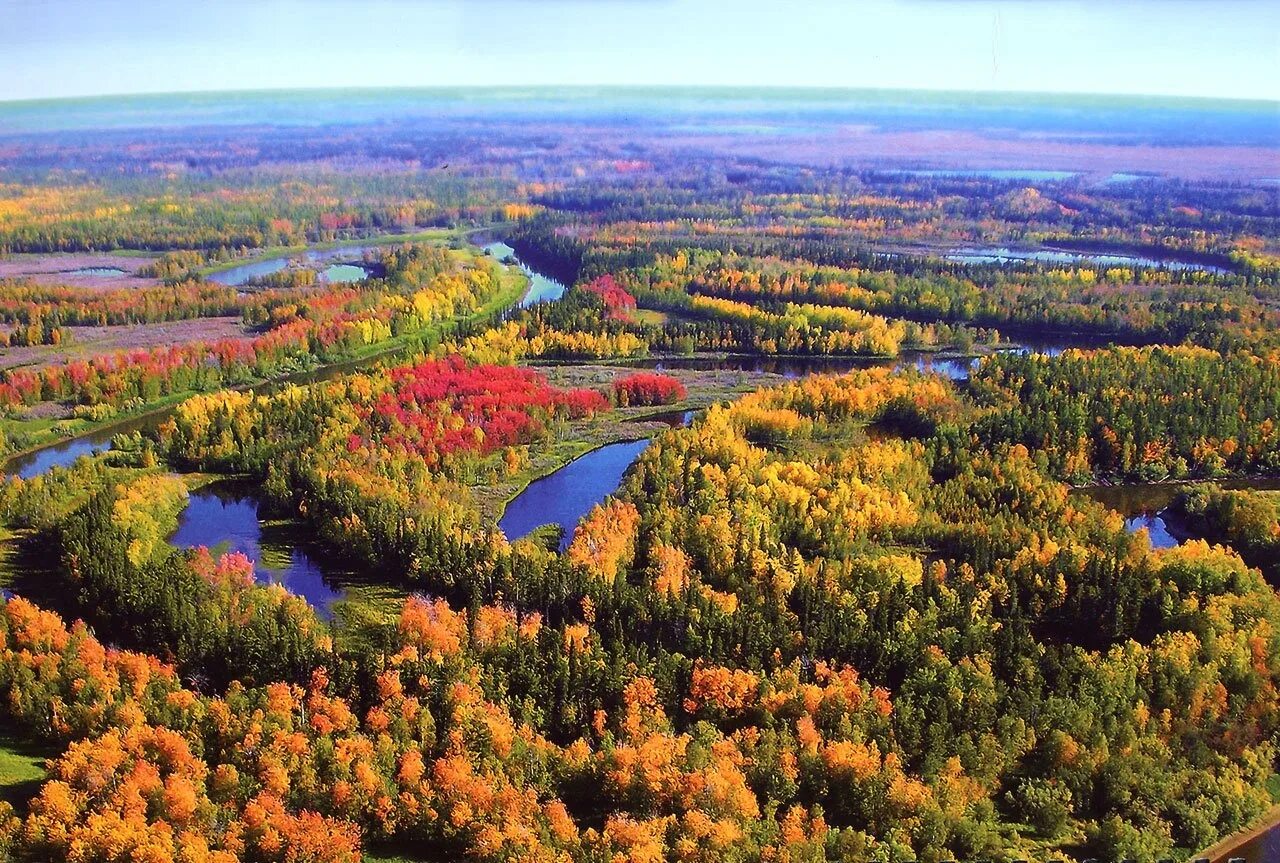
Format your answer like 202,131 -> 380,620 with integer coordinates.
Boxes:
898,169 -> 1078,181
1104,172 -> 1161,184
500,439 -> 652,550
170,480 -> 346,618
68,266 -> 127,276
946,245 -> 1230,274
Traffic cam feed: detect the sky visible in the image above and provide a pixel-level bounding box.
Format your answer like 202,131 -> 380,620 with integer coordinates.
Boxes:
1,0 -> 1277,103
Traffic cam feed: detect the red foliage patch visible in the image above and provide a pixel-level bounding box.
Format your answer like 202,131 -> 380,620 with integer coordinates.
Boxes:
613,372 -> 686,407
580,275 -> 637,321
364,355 -> 608,465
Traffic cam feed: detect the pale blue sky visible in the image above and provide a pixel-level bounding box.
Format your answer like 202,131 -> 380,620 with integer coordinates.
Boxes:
1,0 -> 1277,102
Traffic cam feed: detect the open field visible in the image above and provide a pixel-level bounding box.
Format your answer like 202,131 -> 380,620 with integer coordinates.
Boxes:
0,251 -> 160,289
0,316 -> 250,373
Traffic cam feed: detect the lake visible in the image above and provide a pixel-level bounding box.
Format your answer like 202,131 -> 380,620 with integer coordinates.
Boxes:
499,439 -> 652,550
170,480 -> 346,618
1076,478 -> 1280,550
946,245 -> 1231,274
209,245 -> 379,286
896,169 -> 1079,181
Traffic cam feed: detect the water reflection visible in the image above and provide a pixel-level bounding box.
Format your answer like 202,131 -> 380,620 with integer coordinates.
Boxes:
5,411 -> 163,479
500,439 -> 651,550
170,481 -> 345,618
68,267 -> 127,276
946,245 -> 1229,273
210,246 -> 379,286
483,241 -> 567,306
630,409 -> 695,428
1075,478 -> 1280,550
896,169 -> 1078,181
620,351 -> 977,381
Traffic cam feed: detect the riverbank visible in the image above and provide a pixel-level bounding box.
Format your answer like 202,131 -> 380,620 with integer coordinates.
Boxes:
196,228 -> 459,278
1196,802 -> 1280,863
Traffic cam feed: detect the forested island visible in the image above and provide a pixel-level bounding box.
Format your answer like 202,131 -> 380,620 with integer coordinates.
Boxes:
0,89 -> 1274,863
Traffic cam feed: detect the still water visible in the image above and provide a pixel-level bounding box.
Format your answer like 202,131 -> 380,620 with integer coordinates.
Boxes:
1076,479 -> 1280,550
170,481 -> 345,618
499,439 -> 652,550
322,263 -> 370,283
946,245 -> 1230,273
616,340 -> 1101,382
209,246 -> 378,286
68,266 -> 128,276
897,169 -> 1078,181
484,241 -> 567,306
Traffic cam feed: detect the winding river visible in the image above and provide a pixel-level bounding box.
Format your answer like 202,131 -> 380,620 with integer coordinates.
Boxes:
1,235 -> 1277,854
483,241 -> 567,306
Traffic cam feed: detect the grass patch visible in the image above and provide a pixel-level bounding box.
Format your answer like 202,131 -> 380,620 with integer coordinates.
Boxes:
632,308 -> 669,325
0,731 -> 54,815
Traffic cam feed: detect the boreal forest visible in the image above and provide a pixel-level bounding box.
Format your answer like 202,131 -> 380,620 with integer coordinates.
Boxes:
0,89 -> 1275,863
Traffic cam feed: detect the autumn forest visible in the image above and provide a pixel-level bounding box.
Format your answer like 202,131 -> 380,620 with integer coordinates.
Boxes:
0,89 -> 1275,863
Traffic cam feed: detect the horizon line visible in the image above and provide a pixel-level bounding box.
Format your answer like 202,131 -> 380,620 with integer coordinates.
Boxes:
3,83 -> 1278,111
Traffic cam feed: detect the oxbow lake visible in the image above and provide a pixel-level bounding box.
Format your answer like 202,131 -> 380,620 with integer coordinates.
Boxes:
499,439 -> 653,550
209,246 -> 379,286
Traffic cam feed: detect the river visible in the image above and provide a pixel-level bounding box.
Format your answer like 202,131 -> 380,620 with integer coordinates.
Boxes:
483,241 -> 567,306
499,439 -> 654,550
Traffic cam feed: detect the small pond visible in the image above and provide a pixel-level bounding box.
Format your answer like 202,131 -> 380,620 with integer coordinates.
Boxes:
169,480 -> 346,618
322,263 -> 370,283
67,266 -> 128,276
